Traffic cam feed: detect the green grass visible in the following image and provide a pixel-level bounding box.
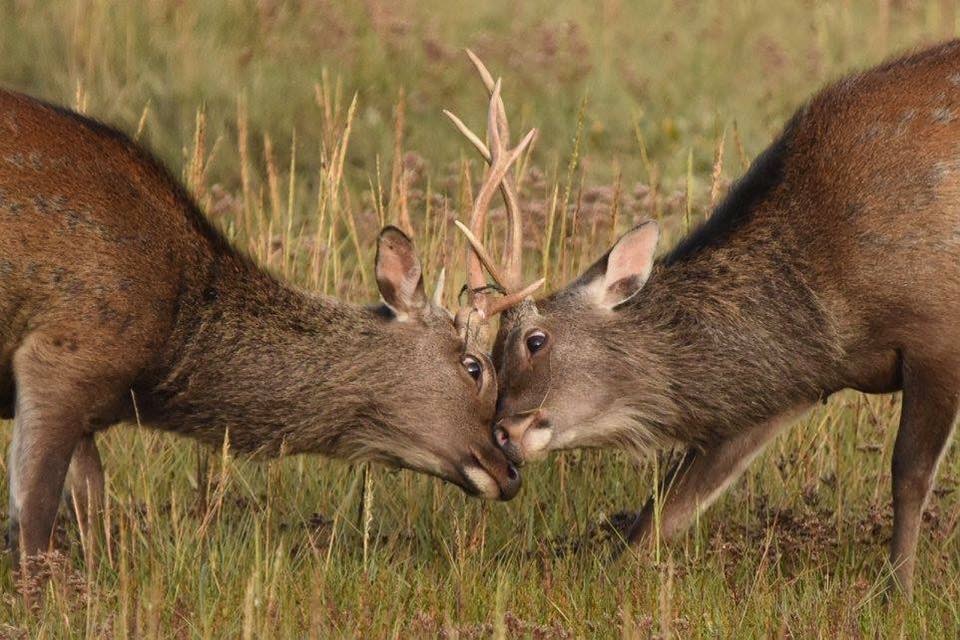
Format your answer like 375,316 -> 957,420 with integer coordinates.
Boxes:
2,0 -> 960,636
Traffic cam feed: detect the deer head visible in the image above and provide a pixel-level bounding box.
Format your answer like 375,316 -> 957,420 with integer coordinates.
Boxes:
490,223 -> 663,465
370,224 -> 524,500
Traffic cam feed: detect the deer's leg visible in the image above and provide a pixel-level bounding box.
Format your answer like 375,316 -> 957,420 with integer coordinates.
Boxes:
626,405 -> 810,547
7,395 -> 83,567
64,434 -> 105,556
6,421 -> 22,558
889,356 -> 959,598
6,334 -> 122,570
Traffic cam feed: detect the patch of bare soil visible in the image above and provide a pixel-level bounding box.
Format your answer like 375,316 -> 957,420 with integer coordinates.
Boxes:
526,488 -> 955,574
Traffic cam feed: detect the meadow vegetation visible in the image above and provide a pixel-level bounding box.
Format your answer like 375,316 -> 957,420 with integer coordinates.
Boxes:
1,0 -> 960,636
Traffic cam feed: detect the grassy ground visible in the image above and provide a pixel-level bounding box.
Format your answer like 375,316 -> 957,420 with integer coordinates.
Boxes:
2,0 -> 960,636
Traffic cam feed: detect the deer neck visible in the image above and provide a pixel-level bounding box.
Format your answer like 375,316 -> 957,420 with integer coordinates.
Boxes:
631,231 -> 844,446
143,253 -> 394,457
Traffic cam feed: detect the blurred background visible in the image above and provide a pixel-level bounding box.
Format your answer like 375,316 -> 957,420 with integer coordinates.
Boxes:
2,1 -> 956,230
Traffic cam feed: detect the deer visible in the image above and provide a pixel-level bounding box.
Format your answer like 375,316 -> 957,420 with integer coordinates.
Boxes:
0,78 -> 539,571
456,40 -> 960,598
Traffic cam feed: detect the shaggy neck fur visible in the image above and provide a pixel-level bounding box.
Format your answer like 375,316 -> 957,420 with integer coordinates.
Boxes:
623,242 -> 843,448
140,253 -> 402,459
591,124 -> 845,449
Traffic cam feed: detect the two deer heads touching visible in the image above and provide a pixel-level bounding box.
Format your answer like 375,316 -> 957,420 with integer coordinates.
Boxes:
388,51 -> 547,495
409,49 -> 660,488
437,51 -> 659,472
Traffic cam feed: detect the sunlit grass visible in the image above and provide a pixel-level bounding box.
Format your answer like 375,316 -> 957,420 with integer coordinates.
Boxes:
2,0 -> 960,637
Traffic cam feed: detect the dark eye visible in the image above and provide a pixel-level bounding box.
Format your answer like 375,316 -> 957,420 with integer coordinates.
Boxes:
463,356 -> 482,381
526,330 -> 547,354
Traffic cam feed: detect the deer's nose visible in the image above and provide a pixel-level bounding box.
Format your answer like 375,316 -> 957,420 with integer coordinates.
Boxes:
500,462 -> 522,500
495,411 -> 546,464
497,411 -> 541,441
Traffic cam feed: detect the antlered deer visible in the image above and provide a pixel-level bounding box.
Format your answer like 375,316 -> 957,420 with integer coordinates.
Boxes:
465,41 -> 960,596
0,84 -> 531,567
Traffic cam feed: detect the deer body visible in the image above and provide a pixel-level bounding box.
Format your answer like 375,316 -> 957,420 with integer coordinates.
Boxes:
0,89 -> 521,565
490,41 -> 960,596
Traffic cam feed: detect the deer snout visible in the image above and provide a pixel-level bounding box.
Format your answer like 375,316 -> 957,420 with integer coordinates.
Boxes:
495,410 -> 552,465
462,447 -> 522,501
498,460 -> 522,501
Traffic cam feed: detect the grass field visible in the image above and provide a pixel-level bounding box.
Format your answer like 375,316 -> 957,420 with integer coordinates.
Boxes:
2,0 -> 960,637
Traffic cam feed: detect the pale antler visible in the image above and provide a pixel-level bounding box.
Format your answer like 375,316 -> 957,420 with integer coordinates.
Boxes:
444,51 -> 544,341
464,49 -> 523,290
432,266 -> 446,308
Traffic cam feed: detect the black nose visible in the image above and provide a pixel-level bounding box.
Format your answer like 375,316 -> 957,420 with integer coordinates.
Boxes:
500,462 -> 522,501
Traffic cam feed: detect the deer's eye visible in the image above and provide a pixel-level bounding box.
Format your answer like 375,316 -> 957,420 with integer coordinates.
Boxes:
463,356 -> 482,381
525,330 -> 547,354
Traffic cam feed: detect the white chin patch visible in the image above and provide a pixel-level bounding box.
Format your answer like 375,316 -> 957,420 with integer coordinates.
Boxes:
462,466 -> 500,499
521,428 -> 553,461
551,427 -> 578,449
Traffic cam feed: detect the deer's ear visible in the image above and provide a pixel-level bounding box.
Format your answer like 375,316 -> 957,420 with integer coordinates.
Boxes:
575,222 -> 659,310
376,226 -> 427,320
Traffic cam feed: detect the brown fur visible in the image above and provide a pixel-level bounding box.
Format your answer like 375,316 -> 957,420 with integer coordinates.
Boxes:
492,40 -> 960,597
0,90 -> 520,566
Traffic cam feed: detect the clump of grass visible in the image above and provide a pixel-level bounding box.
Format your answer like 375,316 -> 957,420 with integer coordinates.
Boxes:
2,1 -> 960,637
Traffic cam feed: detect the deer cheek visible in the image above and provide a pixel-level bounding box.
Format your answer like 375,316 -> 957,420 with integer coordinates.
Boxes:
521,428 -> 553,460
477,383 -> 497,419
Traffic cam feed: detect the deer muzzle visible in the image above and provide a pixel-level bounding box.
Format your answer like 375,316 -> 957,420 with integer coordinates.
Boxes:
460,447 -> 522,501
494,409 -> 552,465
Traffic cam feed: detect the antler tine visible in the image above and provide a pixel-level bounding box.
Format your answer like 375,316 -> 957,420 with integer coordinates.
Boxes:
465,49 -> 496,93
441,114 -> 524,288
445,50 -> 542,332
486,79 -> 504,163
465,49 -> 509,143
467,80 -> 512,296
464,50 -> 526,290
442,109 -> 490,162
442,122 -> 493,322
451,131 -> 537,325
485,277 -> 546,317
500,129 -> 531,290
454,220 -> 507,291
458,78 -> 506,309
432,266 -> 446,308
462,123 -> 536,293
